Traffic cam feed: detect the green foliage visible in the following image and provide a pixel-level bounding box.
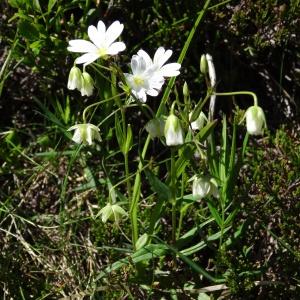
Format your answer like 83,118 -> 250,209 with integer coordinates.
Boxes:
1,0 -> 299,299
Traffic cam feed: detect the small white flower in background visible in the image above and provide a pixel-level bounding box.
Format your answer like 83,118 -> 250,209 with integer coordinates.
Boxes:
98,203 -> 127,223
67,123 -> 101,145
145,117 -> 165,139
67,20 -> 126,65
206,54 -> 216,119
189,111 -> 207,131
245,105 -> 266,135
124,55 -> 164,103
192,176 -> 219,200
67,65 -> 82,90
137,47 -> 181,78
164,114 -> 184,146
80,71 -> 94,97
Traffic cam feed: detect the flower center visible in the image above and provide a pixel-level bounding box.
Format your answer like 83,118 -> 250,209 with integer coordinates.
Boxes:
133,76 -> 145,87
97,47 -> 108,57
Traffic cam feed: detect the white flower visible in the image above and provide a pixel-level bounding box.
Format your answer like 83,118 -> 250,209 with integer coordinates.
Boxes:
206,54 -> 216,119
67,123 -> 101,145
98,203 -> 127,223
80,71 -> 94,97
164,114 -> 184,146
125,47 -> 180,103
192,176 -> 219,200
189,111 -> 207,131
124,55 -> 164,103
67,66 -> 82,90
245,105 -> 266,135
137,47 -> 181,78
67,20 -> 126,66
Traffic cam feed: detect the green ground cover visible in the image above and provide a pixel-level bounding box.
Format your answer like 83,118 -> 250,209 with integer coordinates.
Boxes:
0,0 -> 299,299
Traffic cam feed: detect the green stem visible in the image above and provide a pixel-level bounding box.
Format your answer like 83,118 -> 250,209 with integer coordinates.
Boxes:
176,172 -> 186,239
214,91 -> 258,106
171,148 -> 177,244
125,147 -> 132,200
82,92 -> 126,123
177,211 -> 183,240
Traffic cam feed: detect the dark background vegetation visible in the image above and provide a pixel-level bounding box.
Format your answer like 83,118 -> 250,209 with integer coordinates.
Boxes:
0,0 -> 299,298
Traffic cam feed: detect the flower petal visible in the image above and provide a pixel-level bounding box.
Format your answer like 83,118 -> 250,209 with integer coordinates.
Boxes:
133,89 -> 147,103
146,89 -> 159,97
88,25 -> 104,48
106,42 -> 126,55
72,128 -> 82,144
67,124 -> 80,131
105,21 -> 124,46
137,49 -> 152,67
97,21 -> 106,36
75,53 -> 100,65
68,40 -> 98,53
86,126 -> 93,145
158,63 -> 181,77
131,55 -> 144,74
154,47 -> 173,68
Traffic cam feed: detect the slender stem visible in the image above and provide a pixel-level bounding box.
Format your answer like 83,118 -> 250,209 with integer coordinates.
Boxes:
171,148 -> 177,244
82,92 -> 126,123
176,172 -> 186,239
125,147 -> 132,199
177,211 -> 183,240
130,135 -> 151,248
117,97 -> 134,243
214,91 -> 258,106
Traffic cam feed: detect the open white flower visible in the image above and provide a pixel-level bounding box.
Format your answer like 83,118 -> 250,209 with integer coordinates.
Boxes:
67,20 -> 126,66
124,55 -> 164,103
137,47 -> 181,78
67,123 -> 101,145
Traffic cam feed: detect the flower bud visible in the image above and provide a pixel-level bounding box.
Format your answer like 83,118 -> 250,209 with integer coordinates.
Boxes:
67,66 -> 82,90
145,117 -> 165,139
189,111 -> 207,131
67,123 -> 101,145
245,105 -> 266,135
192,176 -> 219,200
183,81 -> 189,97
164,114 -> 184,146
80,71 -> 94,97
200,54 -> 208,74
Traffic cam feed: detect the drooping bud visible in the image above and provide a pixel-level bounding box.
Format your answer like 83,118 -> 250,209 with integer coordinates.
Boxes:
192,176 -> 219,200
145,117 -> 165,139
245,105 -> 266,135
80,71 -> 94,97
67,65 -> 82,90
200,54 -> 208,75
164,114 -> 184,146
